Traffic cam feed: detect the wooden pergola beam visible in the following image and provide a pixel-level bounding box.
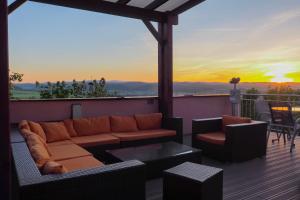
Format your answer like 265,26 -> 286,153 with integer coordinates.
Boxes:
0,0 -> 11,199
117,0 -> 131,5
146,0 -> 168,10
172,0 -> 206,15
8,0 -> 27,14
158,16 -> 174,118
29,0 -> 175,24
142,20 -> 162,44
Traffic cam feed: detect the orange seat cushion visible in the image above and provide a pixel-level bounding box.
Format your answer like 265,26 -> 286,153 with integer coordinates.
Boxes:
71,134 -> 120,148
135,113 -> 162,130
19,120 -> 30,131
58,156 -> 104,172
73,116 -> 111,136
222,115 -> 251,131
28,121 -> 47,141
196,132 -> 225,145
112,129 -> 176,142
63,119 -> 78,137
25,133 -> 51,168
48,143 -> 91,161
42,161 -> 68,175
40,122 -> 71,143
110,116 -> 138,132
47,140 -> 74,147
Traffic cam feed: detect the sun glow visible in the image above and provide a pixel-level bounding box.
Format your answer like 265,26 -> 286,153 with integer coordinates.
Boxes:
265,63 -> 296,83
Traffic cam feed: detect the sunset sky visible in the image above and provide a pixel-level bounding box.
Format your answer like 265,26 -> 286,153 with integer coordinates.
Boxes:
8,0 -> 300,83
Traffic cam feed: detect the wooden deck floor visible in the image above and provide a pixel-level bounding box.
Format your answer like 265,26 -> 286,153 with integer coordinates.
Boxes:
146,134 -> 300,200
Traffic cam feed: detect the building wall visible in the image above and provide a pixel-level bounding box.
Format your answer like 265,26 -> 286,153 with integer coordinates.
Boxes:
10,95 -> 231,134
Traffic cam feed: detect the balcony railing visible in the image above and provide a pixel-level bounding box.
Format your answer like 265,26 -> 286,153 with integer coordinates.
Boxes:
241,93 -> 300,120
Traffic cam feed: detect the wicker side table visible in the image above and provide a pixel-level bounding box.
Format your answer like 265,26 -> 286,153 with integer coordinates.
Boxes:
163,162 -> 223,200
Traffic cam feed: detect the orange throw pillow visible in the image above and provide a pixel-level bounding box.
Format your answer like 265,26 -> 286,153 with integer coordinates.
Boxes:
19,120 -> 30,131
63,119 -> 78,137
28,121 -> 47,142
26,133 -> 51,168
40,122 -> 71,143
73,116 -> 111,136
110,116 -> 138,132
222,115 -> 251,132
135,113 -> 163,130
42,161 -> 67,175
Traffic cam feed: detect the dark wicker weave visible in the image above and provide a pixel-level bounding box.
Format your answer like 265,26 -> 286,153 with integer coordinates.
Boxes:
192,117 -> 268,162
163,162 -> 223,200
11,142 -> 146,200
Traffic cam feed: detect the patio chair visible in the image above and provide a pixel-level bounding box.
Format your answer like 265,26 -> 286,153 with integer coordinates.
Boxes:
268,102 -> 294,144
192,115 -> 268,162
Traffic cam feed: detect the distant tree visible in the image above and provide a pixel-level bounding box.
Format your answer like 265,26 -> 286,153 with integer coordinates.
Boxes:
36,77 -> 113,99
229,77 -> 240,89
9,72 -> 24,98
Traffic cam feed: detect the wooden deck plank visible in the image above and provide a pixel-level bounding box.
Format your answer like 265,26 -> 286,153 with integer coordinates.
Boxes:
146,134 -> 300,200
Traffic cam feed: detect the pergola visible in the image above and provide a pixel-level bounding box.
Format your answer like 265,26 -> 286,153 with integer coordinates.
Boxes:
0,0 -> 205,199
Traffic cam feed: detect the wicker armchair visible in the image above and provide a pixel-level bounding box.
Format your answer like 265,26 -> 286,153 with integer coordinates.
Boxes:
192,117 -> 268,162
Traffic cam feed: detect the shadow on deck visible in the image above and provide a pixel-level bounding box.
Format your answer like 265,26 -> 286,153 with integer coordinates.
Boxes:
146,134 -> 300,200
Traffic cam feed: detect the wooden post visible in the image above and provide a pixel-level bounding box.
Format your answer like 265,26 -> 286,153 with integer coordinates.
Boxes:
0,0 -> 11,200
158,16 -> 174,118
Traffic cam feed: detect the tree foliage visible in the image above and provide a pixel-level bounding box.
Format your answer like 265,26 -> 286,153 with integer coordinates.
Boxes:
9,72 -> 24,98
36,78 -> 113,99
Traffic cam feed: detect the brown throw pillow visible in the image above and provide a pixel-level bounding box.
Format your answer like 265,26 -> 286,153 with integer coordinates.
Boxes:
63,119 -> 78,137
73,116 -> 111,136
28,121 -> 47,141
26,133 -> 51,168
42,161 -> 67,175
19,120 -> 30,131
222,115 -> 251,132
135,113 -> 163,130
40,122 -> 71,143
110,116 -> 138,132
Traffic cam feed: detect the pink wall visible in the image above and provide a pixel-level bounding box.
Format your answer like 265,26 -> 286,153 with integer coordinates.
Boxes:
174,95 -> 231,134
10,95 -> 231,134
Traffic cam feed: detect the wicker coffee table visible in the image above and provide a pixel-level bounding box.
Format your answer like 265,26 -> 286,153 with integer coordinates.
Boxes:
105,142 -> 202,179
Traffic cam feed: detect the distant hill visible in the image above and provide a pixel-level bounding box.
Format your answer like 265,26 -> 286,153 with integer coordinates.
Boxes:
14,81 -> 300,97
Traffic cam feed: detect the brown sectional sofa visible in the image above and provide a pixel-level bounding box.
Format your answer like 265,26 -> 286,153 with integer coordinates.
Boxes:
11,113 -> 183,200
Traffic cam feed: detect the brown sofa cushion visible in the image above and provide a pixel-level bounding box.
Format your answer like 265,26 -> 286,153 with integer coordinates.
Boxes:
47,140 -> 74,147
58,156 -> 104,172
112,129 -> 176,142
40,122 -> 71,143
28,121 -> 47,141
110,116 -> 138,132
48,143 -> 91,161
42,161 -> 68,175
25,133 -> 51,168
19,120 -> 30,131
63,119 -> 78,137
135,113 -> 162,130
196,132 -> 225,145
71,134 -> 120,148
222,115 -> 251,132
73,116 -> 111,136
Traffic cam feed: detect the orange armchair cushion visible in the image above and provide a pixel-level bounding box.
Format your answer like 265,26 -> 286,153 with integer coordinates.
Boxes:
58,156 -> 104,172
40,122 -> 71,143
222,115 -> 251,132
28,121 -> 47,142
73,116 -> 111,136
196,132 -> 225,145
110,116 -> 138,132
42,161 -> 68,175
63,119 -> 78,137
19,120 -> 30,131
135,113 -> 162,130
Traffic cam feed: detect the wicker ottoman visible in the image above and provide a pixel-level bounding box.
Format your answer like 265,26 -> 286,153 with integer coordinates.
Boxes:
163,162 -> 223,200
